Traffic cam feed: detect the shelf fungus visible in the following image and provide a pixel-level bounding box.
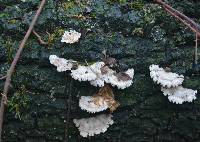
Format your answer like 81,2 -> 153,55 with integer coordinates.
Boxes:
49,55 -> 76,72
149,64 -> 184,88
79,96 -> 109,113
161,86 -> 197,104
108,68 -> 134,89
73,114 -> 114,137
71,62 -> 105,82
90,65 -> 116,87
79,85 -> 120,113
61,30 -> 81,44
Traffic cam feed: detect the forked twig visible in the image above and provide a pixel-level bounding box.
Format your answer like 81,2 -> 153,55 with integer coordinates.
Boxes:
154,0 -> 200,67
32,30 -> 48,45
163,7 -> 199,35
0,0 -> 46,141
154,0 -> 200,36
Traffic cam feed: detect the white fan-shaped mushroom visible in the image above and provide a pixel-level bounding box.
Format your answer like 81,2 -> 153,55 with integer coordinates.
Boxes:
71,62 -> 104,82
49,55 -> 75,72
71,66 -> 96,81
107,68 -> 134,89
79,96 -> 108,113
161,86 -> 197,104
61,30 -> 81,44
149,64 -> 184,88
125,68 -> 134,78
73,114 -> 114,137
90,66 -> 115,87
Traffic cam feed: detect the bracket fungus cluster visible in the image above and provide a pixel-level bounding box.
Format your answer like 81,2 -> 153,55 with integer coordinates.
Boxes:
61,30 -> 81,44
49,54 -> 133,136
49,30 -> 135,137
79,85 -> 120,113
48,29 -> 199,138
73,114 -> 114,137
149,64 -> 197,104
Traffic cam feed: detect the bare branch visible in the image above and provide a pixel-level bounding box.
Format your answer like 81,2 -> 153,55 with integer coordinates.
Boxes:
154,0 -> 200,37
32,30 -> 48,45
0,0 -> 46,141
163,7 -> 199,36
0,76 -> 6,80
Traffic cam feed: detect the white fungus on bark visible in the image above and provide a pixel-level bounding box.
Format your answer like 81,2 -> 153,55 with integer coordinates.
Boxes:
161,86 -> 197,104
61,30 -> 81,44
108,68 -> 134,89
90,66 -> 115,87
149,64 -> 184,88
79,96 -> 108,113
73,114 -> 114,137
49,55 -> 134,89
71,65 -> 97,81
71,62 -> 104,82
49,55 -> 75,72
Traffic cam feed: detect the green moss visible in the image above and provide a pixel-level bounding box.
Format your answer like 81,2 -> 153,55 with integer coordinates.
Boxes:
5,38 -> 13,63
47,28 -> 65,45
107,0 -> 127,4
7,19 -> 17,24
8,85 -> 30,119
62,1 -> 75,10
129,1 -> 144,11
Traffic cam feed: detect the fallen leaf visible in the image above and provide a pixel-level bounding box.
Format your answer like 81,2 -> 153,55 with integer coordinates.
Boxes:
92,85 -> 120,112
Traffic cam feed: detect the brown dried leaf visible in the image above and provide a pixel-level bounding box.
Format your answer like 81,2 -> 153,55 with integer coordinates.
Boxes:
93,85 -> 120,112
109,101 -> 120,112
115,72 -> 132,81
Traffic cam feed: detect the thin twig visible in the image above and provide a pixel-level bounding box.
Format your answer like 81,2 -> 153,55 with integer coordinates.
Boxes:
155,0 -> 200,30
163,7 -> 199,36
32,30 -> 48,45
0,76 -> 6,80
0,0 -> 46,141
154,0 -> 200,37
195,34 -> 198,65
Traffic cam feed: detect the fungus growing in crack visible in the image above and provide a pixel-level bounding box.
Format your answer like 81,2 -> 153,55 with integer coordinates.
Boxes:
79,85 -> 120,113
149,64 -> 184,88
73,114 -> 114,137
161,86 -> 197,104
107,68 -> 134,89
49,55 -> 76,72
61,30 -> 81,44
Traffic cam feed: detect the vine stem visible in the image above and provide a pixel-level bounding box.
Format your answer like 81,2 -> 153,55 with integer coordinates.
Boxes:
154,0 -> 200,37
0,0 -> 46,141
